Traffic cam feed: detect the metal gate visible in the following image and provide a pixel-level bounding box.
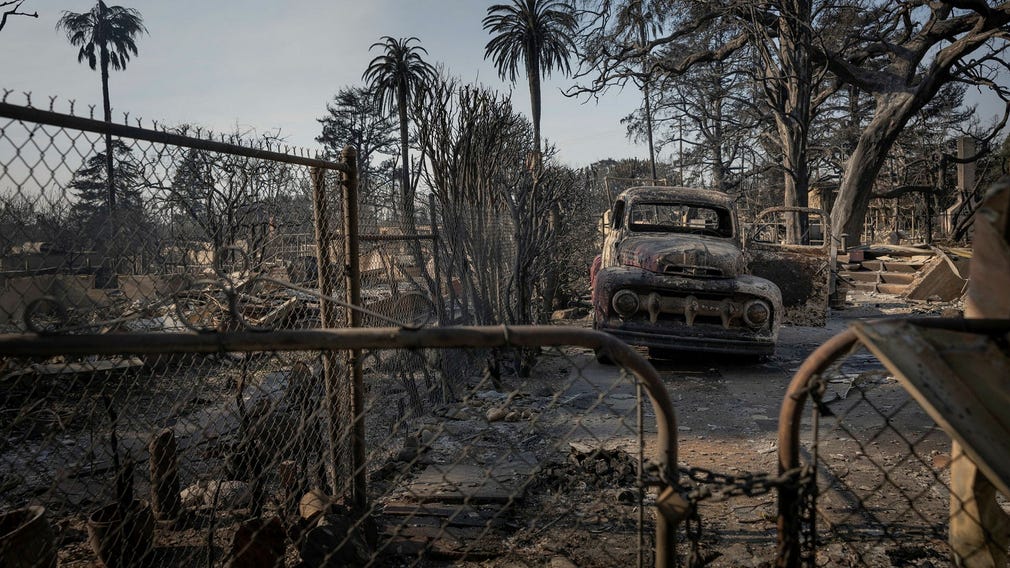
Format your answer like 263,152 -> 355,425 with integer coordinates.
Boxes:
0,319 -> 682,566
777,318 -> 1010,567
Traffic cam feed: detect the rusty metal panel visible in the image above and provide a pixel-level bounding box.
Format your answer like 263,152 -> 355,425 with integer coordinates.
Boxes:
747,207 -> 831,327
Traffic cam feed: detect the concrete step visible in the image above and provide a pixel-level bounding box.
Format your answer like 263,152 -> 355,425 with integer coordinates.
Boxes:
877,283 -> 908,295
838,272 -> 914,285
839,271 -> 879,282
840,281 -> 879,291
837,275 -> 910,295
880,272 -> 915,285
860,260 -> 924,273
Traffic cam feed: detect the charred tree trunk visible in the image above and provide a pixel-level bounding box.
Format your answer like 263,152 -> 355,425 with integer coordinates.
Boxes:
711,94 -> 725,192
99,2 -> 115,214
775,0 -> 812,243
397,86 -> 413,233
831,95 -> 918,245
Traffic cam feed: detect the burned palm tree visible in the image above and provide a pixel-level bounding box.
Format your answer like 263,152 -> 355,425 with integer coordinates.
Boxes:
362,36 -> 436,230
484,0 -> 577,317
483,0 -> 577,156
57,1 -> 146,213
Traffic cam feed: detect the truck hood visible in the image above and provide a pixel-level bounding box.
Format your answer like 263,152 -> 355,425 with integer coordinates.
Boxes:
616,234 -> 745,277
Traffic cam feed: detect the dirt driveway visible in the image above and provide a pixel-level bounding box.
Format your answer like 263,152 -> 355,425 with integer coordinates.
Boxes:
421,291 -> 953,567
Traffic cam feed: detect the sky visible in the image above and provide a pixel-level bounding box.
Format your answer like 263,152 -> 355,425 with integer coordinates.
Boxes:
0,0 -> 645,168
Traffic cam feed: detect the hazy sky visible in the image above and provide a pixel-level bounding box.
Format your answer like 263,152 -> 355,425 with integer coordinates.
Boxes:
0,0 -> 644,167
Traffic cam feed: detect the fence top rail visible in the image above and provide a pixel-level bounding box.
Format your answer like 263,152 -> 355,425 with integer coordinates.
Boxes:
0,324 -> 631,355
0,101 -> 349,173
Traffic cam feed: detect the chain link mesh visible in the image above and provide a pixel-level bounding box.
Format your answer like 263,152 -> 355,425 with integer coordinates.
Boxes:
1,337 -> 664,566
0,95 -> 671,567
785,338 -> 1009,567
9,90 -> 1002,568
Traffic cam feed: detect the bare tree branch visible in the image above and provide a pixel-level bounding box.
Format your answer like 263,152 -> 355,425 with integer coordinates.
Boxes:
872,184 -> 934,199
0,0 -> 37,33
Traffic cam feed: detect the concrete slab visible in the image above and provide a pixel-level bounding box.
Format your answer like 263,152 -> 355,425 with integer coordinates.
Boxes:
406,464 -> 514,504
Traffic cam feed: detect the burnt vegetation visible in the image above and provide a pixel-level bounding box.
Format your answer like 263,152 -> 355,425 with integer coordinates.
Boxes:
2,2 -> 1010,567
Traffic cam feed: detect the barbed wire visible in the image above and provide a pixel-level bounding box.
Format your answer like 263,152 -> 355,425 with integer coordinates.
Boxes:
1,88 -> 319,158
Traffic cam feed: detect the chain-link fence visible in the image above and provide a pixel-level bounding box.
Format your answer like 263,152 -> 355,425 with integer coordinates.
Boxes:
0,93 -> 349,336
778,319 -> 1010,567
0,94 -> 684,567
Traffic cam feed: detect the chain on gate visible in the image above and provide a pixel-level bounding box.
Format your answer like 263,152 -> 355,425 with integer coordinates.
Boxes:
669,464 -> 817,567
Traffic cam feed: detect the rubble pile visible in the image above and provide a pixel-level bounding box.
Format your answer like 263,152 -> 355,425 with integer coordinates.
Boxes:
530,446 -> 640,494
837,244 -> 969,304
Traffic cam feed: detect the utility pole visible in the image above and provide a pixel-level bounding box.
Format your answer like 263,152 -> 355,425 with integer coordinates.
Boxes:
637,1 -> 657,180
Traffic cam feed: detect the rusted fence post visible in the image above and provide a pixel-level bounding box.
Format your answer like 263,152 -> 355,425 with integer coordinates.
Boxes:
311,166 -> 344,495
951,177 -> 1010,567
340,145 -> 366,512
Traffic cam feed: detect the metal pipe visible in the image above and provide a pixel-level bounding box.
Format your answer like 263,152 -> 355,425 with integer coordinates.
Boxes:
776,328 -> 859,567
312,166 -> 343,494
341,145 -> 366,512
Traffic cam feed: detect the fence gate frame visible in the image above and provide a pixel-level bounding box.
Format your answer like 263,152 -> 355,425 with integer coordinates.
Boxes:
0,324 -> 683,567
776,317 -> 1010,568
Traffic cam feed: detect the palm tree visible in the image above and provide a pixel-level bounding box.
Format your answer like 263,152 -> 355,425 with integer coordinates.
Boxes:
57,1 -> 146,212
483,0 -> 577,156
485,0 -> 577,321
362,36 -> 436,228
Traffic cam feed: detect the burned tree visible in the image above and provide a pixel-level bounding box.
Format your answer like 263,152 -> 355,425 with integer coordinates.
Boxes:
56,1 -> 146,213
574,0 -> 831,243
414,78 -> 531,325
316,86 -> 396,226
821,3 -> 1010,243
158,131 -> 299,269
0,190 -> 72,252
66,140 -> 152,259
864,84 -> 978,244
573,1 -> 1010,244
484,0 -> 579,314
0,0 -> 37,32
621,26 -> 764,195
414,76 -> 571,330
362,36 -> 437,233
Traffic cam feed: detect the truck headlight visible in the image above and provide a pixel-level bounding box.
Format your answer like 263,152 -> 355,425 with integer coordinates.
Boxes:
743,299 -> 771,328
612,289 -> 640,317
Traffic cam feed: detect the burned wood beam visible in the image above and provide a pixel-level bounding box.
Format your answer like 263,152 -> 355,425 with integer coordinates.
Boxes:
953,176 -> 1010,567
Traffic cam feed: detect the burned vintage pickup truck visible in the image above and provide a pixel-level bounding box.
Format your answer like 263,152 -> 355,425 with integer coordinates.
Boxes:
591,186 -> 830,357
